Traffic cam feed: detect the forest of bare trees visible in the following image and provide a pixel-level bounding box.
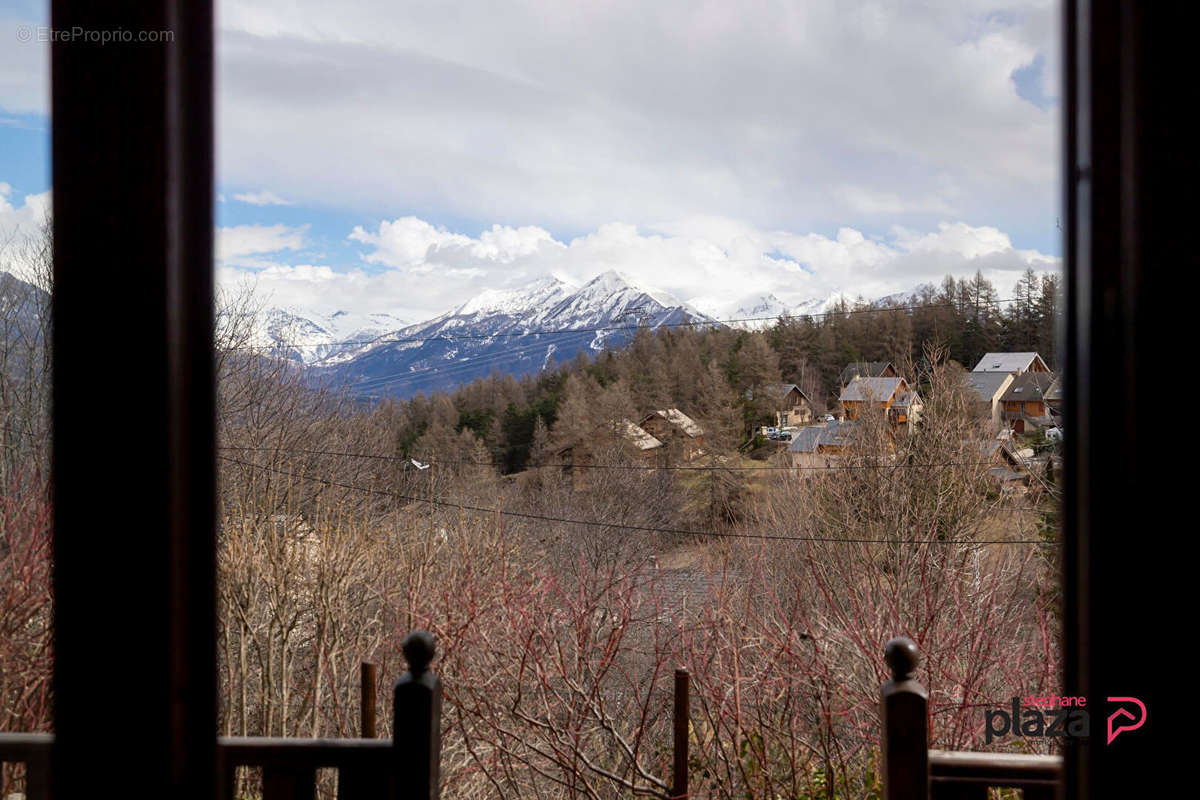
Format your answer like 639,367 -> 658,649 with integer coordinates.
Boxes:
210,276 -> 1064,798
394,269 -> 1061,480
1,226 -> 1060,797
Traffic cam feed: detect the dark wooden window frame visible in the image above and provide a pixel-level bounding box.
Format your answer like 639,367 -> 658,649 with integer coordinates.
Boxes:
43,0 -> 1186,796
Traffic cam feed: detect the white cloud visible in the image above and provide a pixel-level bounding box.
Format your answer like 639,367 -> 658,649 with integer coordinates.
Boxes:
233,189 -> 293,206
0,184 -> 51,280
213,0 -> 1060,244
349,217 -> 472,268
0,183 -> 50,236
217,223 -> 308,265
219,213 -> 1059,322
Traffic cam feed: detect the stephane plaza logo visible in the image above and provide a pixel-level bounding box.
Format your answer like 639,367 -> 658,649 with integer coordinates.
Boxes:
984,695 -> 1147,745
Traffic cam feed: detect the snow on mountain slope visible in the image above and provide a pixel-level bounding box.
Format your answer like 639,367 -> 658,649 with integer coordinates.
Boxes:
688,291 -> 843,328
318,270 -> 718,398
254,307 -> 408,365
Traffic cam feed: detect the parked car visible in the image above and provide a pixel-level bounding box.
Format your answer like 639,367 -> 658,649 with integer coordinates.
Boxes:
1045,426 -> 1063,442
765,426 -> 780,438
777,431 -> 792,441
823,414 -> 836,422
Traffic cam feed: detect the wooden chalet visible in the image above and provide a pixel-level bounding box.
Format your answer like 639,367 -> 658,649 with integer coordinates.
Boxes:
638,409 -> 705,462
889,389 -> 923,427
839,376 -> 911,421
787,420 -> 855,473
766,383 -> 815,427
556,419 -> 664,489
999,371 -> 1056,433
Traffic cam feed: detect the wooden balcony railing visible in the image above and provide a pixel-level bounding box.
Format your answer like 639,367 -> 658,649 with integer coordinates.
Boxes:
0,632 -> 441,800
880,637 -> 1063,800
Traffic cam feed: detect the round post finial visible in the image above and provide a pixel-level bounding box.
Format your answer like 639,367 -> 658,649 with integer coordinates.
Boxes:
884,637 -> 919,681
403,631 -> 436,676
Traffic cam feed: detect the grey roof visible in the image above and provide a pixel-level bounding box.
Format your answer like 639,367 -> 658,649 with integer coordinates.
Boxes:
840,361 -> 894,384
840,376 -> 905,403
788,421 -> 855,454
1044,374 -> 1063,401
964,371 -> 1013,402
977,439 -> 1020,466
999,371 -> 1055,402
762,383 -> 813,406
988,467 -> 1026,483
893,390 -> 921,409
641,408 -> 704,437
972,352 -> 1046,373
618,420 -> 664,450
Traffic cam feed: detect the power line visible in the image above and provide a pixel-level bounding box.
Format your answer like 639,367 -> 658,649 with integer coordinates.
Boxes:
217,453 -> 1055,546
345,337 -> 564,393
218,444 -> 1057,475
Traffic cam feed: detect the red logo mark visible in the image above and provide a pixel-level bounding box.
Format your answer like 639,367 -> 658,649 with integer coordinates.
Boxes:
1106,697 -> 1146,744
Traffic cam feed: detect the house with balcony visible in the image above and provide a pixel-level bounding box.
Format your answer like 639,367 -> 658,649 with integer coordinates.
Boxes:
765,383 -> 815,427
889,388 -> 923,427
839,376 -> 912,422
999,371 -> 1057,433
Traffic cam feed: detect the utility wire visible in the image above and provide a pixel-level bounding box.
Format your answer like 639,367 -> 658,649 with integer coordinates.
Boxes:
217,453 -> 1055,546
218,444 -> 1056,475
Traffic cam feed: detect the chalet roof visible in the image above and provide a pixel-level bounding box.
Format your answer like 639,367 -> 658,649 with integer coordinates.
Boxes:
893,390 -> 922,409
1044,374 -> 1063,401
972,352 -> 1046,373
788,421 -> 855,454
977,439 -> 1021,466
840,361 -> 894,385
839,376 -> 905,403
617,419 -> 664,450
641,409 -> 703,438
1000,371 -> 1055,403
964,371 -> 1013,402
988,467 -> 1026,483
556,420 -> 664,455
765,383 -> 812,405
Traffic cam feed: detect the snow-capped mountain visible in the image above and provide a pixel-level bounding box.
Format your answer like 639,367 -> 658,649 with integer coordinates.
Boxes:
688,291 -> 843,327
0,270 -> 49,344
254,307 -> 408,365
688,293 -> 792,329
317,270 -> 718,398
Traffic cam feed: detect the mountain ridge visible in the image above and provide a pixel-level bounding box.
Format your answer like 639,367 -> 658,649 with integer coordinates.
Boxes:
307,270 -> 717,398
254,270 -> 913,398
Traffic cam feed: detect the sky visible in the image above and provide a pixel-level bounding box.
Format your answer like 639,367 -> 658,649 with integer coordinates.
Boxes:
1,0 -> 1061,323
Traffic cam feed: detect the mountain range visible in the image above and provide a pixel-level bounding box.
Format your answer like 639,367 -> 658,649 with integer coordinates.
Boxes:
306,270 -> 719,398
249,269 -> 885,398
2,266 -> 883,399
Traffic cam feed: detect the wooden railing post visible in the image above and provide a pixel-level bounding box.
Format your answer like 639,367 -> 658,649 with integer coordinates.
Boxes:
880,637 -> 929,800
672,667 -> 689,799
362,662 -> 378,739
393,631 -> 442,800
